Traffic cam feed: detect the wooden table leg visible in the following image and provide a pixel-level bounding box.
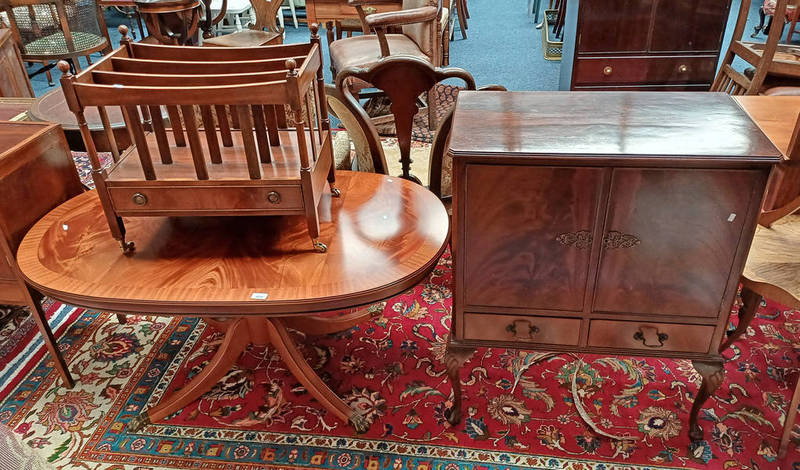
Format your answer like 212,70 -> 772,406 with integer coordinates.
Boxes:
129,317 -> 250,432
779,373 -> 800,458
443,342 -> 474,425
26,287 -> 74,388
281,307 -> 380,336
719,287 -> 762,353
689,359 -> 725,441
266,318 -> 369,432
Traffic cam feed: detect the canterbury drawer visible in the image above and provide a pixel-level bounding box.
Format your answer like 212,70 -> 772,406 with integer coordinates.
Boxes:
463,313 -> 581,346
109,185 -> 304,212
573,56 -> 718,86
0,279 -> 26,304
588,320 -> 714,353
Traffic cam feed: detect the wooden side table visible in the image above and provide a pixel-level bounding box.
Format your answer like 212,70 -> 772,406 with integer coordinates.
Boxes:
0,121 -> 85,389
17,170 -> 449,432
135,0 -> 203,44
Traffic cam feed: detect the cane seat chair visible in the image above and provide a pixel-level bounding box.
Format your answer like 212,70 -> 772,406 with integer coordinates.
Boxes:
0,0 -> 111,85
58,25 -> 337,254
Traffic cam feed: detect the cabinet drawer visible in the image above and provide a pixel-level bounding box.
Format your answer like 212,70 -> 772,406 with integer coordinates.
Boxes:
463,313 -> 581,346
573,56 -> 718,86
109,185 -> 304,213
588,320 -> 714,353
0,278 -> 27,304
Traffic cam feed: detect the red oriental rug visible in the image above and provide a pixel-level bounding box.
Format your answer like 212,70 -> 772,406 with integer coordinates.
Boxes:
1,250 -> 799,469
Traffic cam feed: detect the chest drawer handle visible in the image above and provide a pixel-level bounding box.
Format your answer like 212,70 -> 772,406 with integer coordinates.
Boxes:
132,193 -> 148,206
678,64 -> 689,73
633,326 -> 668,348
603,231 -> 640,249
267,191 -> 281,204
506,320 -> 539,340
556,230 -> 592,249
603,66 -> 613,76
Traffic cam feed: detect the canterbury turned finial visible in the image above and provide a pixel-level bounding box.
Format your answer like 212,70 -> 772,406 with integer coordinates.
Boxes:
310,23 -> 319,38
56,60 -> 72,77
118,25 -> 132,46
285,58 -> 297,77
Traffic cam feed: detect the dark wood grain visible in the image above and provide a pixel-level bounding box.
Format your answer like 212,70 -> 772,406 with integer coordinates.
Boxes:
463,164 -> 603,311
593,168 -> 760,317
577,0 -> 654,54
448,92 -> 781,162
0,30 -> 33,98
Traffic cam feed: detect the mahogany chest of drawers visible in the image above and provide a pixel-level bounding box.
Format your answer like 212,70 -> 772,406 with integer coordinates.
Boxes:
443,91 -> 782,440
559,0 -> 732,91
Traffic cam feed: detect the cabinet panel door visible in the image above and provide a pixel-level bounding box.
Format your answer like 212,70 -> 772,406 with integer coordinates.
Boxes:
593,169 -> 758,317
577,0 -> 654,54
650,0 -> 730,53
650,0 -> 730,52
463,165 -> 604,311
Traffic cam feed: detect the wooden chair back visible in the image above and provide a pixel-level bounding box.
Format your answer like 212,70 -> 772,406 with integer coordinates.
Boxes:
336,55 -> 472,184
249,0 -> 283,33
712,0 -> 788,95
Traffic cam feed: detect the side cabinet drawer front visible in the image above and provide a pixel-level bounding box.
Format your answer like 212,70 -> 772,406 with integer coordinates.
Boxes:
593,168 -> 759,317
588,320 -> 714,353
573,56 -> 718,86
464,313 -> 581,346
109,185 -> 304,212
463,165 -> 604,311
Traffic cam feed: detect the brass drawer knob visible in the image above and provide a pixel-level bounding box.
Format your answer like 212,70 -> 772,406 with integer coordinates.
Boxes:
678,64 -> 689,73
267,191 -> 281,204
506,319 -> 539,340
131,193 -> 148,206
603,66 -> 613,76
633,326 -> 668,348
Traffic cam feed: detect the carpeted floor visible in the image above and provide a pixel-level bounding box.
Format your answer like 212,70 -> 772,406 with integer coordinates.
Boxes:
2,250 -> 800,469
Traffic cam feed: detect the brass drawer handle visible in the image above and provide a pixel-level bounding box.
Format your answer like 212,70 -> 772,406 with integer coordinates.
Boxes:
556,230 -> 592,249
603,231 -> 640,249
506,319 -> 539,340
633,326 -> 668,348
132,193 -> 148,206
267,191 -> 281,204
603,66 -> 613,76
678,64 -> 688,73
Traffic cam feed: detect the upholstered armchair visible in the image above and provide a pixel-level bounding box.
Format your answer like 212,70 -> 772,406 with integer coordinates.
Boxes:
329,0 -> 446,76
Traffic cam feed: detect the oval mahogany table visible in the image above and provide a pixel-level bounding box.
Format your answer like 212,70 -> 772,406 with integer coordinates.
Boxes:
18,170 -> 449,432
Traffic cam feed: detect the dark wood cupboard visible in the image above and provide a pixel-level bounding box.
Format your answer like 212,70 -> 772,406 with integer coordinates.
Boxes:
0,29 -> 33,98
444,91 -> 782,440
560,0 -> 733,90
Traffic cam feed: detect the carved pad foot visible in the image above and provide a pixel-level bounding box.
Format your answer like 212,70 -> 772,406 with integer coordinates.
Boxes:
444,343 -> 475,426
127,412 -> 150,433
688,359 -> 725,441
349,412 -> 370,434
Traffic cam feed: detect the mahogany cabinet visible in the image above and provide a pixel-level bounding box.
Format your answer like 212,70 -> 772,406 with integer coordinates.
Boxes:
0,29 -> 33,98
444,91 -> 782,439
559,0 -> 732,90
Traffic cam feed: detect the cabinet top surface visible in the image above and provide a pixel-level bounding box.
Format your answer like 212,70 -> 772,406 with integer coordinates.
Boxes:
448,92 -> 782,164
0,121 -> 57,157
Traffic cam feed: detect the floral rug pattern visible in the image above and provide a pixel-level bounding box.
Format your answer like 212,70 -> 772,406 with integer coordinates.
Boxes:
1,250 -> 800,469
